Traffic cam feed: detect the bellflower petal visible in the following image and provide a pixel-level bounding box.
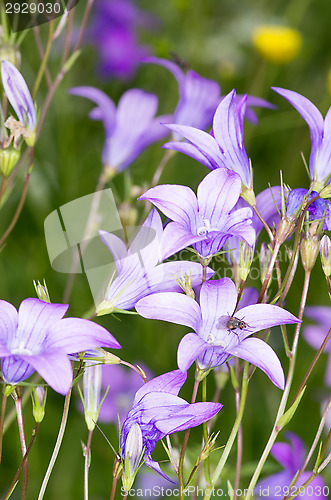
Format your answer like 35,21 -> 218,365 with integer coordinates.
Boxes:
177,333 -> 209,372
272,87 -> 331,182
1,60 -> 36,131
69,87 -> 169,173
227,337 -> 285,389
0,298 -> 121,395
160,222 -> 205,261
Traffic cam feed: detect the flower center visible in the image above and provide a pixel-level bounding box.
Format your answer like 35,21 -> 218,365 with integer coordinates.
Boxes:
196,218 -> 219,236
11,340 -> 34,356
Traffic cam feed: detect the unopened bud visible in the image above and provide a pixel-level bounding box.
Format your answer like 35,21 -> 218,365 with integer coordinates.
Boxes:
122,423 -> 144,491
239,242 -> 254,281
320,235 -> 331,276
31,386 -> 46,422
83,361 -> 102,431
300,234 -> 320,271
0,147 -> 20,177
275,216 -> 297,245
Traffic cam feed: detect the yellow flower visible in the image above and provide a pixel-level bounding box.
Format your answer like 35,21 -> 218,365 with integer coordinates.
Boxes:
253,25 -> 302,64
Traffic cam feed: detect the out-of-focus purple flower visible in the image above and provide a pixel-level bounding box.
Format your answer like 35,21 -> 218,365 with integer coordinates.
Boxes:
98,363 -> 153,424
1,60 -> 36,132
286,188 -> 331,230
88,0 -> 155,80
136,278 -> 301,389
256,432 -> 328,499
143,56 -> 221,132
96,209 -> 214,315
162,89 -> 254,188
68,86 -> 171,176
0,298 -> 121,395
303,306 -> 331,387
120,369 -> 221,488
272,87 -> 331,184
139,169 -> 255,259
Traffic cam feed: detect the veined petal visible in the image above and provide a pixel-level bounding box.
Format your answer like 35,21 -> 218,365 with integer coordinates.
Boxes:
227,337 -> 285,389
197,169 -> 241,223
165,124 -> 225,169
160,222 -> 205,260
146,260 -> 213,293
129,209 -> 163,268
139,185 -> 197,227
45,318 -> 121,352
162,141 -> 214,169
177,333 -> 208,372
1,60 -> 36,130
156,401 -> 221,434
318,105 -> 331,180
272,87 -> 324,179
15,299 -> 68,352
99,230 -> 128,274
0,300 -> 18,344
24,351 -> 73,395
136,292 -> 201,331
134,370 -> 186,404
237,303 -> 300,339
1,355 -> 35,384
200,278 -> 237,330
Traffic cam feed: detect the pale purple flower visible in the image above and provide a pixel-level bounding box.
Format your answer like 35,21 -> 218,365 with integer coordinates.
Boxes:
162,89 -> 253,187
139,169 -> 255,259
272,87 -> 331,183
303,306 -> 331,387
1,60 -> 36,131
136,278 -> 301,389
88,0 -> 154,80
68,87 -> 171,174
96,209 -> 213,314
256,432 -> 328,499
98,363 -> 153,424
120,369 -> 221,485
0,298 -> 121,395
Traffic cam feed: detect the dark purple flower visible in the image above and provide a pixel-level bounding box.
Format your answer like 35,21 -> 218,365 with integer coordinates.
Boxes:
161,89 -> 254,187
286,189 -> 331,230
139,169 -> 255,259
0,298 -> 121,395
88,0 -> 154,80
136,278 -> 301,389
69,86 -> 171,175
272,87 -> 331,184
256,432 -> 328,499
96,209 -> 213,315
120,369 -> 221,488
303,306 -> 331,387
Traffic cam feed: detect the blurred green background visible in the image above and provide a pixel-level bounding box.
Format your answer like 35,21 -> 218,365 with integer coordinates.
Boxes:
1,0 -> 331,497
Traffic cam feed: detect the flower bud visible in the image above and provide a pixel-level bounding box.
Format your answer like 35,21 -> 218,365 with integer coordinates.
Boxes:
300,234 -> 320,272
275,215 -> 297,245
33,280 -> 51,302
122,423 -> 144,491
0,147 -> 20,177
31,386 -> 46,422
82,361 -> 102,431
320,235 -> 331,277
239,242 -> 254,281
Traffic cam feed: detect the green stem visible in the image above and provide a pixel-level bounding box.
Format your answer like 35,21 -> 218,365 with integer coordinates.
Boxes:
37,389 -> 72,500
203,363 -> 250,500
14,396 -> 28,500
244,270 -> 311,500
0,392 -> 7,463
84,429 -> 93,500
32,20 -> 54,99
202,377 -> 211,485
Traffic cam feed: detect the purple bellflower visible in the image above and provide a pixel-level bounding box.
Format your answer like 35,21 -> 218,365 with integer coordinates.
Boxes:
303,306 -> 331,387
136,278 -> 301,389
96,209 -> 213,315
139,169 -> 255,260
272,87 -> 331,185
161,89 -> 255,188
68,86 -> 171,176
120,369 -> 222,488
0,298 -> 121,395
256,432 -> 328,499
286,188 -> 331,230
88,0 -> 154,80
1,60 -> 37,147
